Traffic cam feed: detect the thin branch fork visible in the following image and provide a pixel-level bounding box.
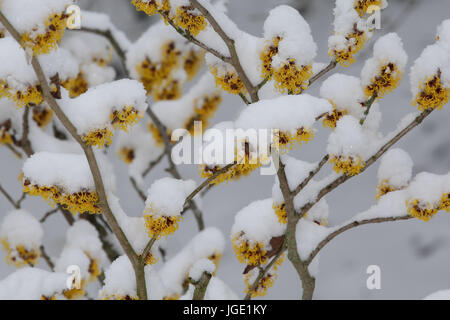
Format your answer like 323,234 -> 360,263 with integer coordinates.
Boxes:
0,11 -> 147,299
190,0 -> 259,102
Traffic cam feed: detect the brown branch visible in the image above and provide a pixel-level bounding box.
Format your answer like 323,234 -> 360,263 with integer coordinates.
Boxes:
292,155 -> 329,197
140,236 -> 157,264
0,10 -> 146,300
143,152 -> 165,177
191,271 -> 212,300
298,109 -> 434,216
20,107 -> 33,157
40,245 -> 55,271
5,144 -> 23,159
40,208 -> 59,223
307,60 -> 337,88
360,92 -> 378,125
130,177 -> 146,202
75,27 -> 129,77
190,0 -> 259,102
0,183 -> 20,209
306,215 -> 412,265
158,10 -> 231,63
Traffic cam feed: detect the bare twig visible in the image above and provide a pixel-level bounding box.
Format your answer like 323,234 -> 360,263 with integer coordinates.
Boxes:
140,236 -> 157,264
307,60 -> 337,88
360,92 -> 378,125
143,152 -> 165,177
20,107 -> 33,157
5,143 -> 23,159
40,208 -> 59,223
191,271 -> 212,300
292,155 -> 329,197
0,184 -> 20,209
306,215 -> 412,265
74,27 -> 129,77
40,245 -> 55,271
130,177 -> 147,202
158,10 -> 231,63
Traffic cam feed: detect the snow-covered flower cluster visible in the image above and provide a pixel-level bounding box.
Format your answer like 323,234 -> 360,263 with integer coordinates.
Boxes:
143,178 -> 195,239
329,0 -> 388,66
0,210 -> 43,267
260,5 -> 317,94
21,152 -> 115,215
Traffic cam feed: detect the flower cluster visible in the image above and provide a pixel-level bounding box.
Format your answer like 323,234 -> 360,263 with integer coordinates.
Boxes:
209,64 -> 246,95
0,210 -> 43,268
273,127 -> 314,154
330,154 -> 365,176
23,179 -> 101,215
354,0 -> 384,18
232,233 -> 268,266
412,70 -> 449,111
361,33 -> 408,100
244,253 -> 286,298
143,208 -> 182,239
32,105 -> 54,128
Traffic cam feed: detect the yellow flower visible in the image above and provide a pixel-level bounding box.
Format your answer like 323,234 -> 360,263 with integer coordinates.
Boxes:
364,62 -> 403,99
210,66 -> 246,95
41,295 -> 56,300
260,36 -> 281,79
63,280 -> 87,300
21,12 -> 68,55
244,253 -> 285,298
147,122 -> 166,146
272,203 -> 287,224
131,0 -> 158,16
87,255 -> 101,282
32,106 -> 53,128
144,205 -> 182,239
273,60 -> 312,94
22,179 -> 101,215
183,49 -> 204,80
412,70 -> 449,111
439,193 -> 449,212
274,127 -> 314,154
153,77 -> 183,101
0,81 -> 43,108
354,0 -> 383,17
118,147 -> 135,164
330,29 -> 367,67
375,179 -> 405,201
110,106 -> 143,131
208,252 -> 222,273
232,233 -> 267,266
330,155 -> 365,176
323,104 -> 347,129
406,198 -> 438,221
81,128 -> 114,148
175,6 -> 207,36
1,239 -> 40,267
163,294 -> 180,300
102,294 -> 139,300
62,73 -> 89,98
185,94 -> 222,135
143,252 -> 159,265
0,119 -> 14,145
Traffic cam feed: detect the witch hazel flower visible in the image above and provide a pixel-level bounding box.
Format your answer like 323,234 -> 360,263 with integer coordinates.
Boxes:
143,177 -> 196,239
328,0 -> 388,67
376,148 -> 413,201
231,198 -> 286,267
60,79 -> 148,148
410,42 -> 450,111
0,98 -> 22,146
0,210 -> 43,268
260,5 -> 317,94
207,54 -> 246,95
320,73 -> 366,128
1,0 -> 74,55
361,33 -> 408,100
132,0 -> 207,36
22,152 -> 115,215
327,115 -> 368,176
405,172 -> 449,221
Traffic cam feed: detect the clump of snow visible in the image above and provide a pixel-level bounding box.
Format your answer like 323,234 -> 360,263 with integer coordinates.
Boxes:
377,148 -> 413,188
436,19 -> 450,50
320,73 -> 365,118
0,98 -> 23,139
55,246 -> 91,281
231,198 -> 285,244
406,172 -> 447,206
0,209 -> 43,250
39,47 -> 80,81
263,5 -> 317,68
22,151 -> 116,194
65,220 -> 105,265
235,94 -> 332,132
189,258 -> 216,282
159,227 -> 225,297
296,218 -> 329,261
306,198 -> 329,225
327,115 -> 368,157
409,43 -> 450,98
1,0 -> 73,34
145,177 -> 196,217
59,79 -> 147,136
0,268 -> 67,300
361,33 -> 408,88
180,277 -> 238,300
